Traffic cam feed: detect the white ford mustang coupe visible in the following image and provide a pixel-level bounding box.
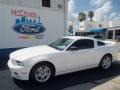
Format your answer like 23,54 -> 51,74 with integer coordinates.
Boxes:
8,36 -> 118,83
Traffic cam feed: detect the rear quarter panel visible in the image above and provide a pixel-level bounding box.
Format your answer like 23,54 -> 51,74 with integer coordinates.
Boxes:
95,43 -> 118,64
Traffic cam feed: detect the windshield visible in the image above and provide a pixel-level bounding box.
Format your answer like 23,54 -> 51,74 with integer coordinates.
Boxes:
49,38 -> 73,51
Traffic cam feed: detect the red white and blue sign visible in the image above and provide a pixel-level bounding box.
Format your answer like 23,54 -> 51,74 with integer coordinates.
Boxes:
11,9 -> 46,39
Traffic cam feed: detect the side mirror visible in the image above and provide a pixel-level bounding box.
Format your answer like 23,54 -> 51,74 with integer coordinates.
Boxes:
68,46 -> 79,51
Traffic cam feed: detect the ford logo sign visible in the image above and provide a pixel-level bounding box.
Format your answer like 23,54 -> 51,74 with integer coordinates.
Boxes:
12,23 -> 46,35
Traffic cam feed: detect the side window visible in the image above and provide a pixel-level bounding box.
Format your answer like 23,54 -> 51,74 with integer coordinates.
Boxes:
42,0 -> 51,8
97,41 -> 105,46
69,39 -> 94,50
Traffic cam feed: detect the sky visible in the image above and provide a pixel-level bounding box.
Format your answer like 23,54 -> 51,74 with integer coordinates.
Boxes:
68,0 -> 120,28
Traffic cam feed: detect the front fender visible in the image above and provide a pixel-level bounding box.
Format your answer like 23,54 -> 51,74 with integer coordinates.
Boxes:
25,54 -> 66,76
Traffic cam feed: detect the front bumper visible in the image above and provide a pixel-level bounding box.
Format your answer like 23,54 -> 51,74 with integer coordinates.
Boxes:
7,60 -> 29,80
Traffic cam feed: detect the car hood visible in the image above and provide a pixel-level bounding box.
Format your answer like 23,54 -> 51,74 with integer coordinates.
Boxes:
10,45 -> 58,61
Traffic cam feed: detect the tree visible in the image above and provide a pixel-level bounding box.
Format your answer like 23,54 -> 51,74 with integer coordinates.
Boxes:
68,25 -> 73,36
78,12 -> 86,22
88,11 -> 94,21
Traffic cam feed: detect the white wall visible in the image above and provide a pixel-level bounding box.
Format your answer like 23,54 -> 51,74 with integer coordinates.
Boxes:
0,0 -> 67,49
79,21 -> 109,32
109,20 -> 120,27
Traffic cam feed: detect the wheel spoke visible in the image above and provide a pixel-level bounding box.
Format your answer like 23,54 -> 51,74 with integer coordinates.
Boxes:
44,72 -> 50,77
43,67 -> 49,73
35,73 -> 41,78
41,76 -> 45,81
37,67 -> 43,73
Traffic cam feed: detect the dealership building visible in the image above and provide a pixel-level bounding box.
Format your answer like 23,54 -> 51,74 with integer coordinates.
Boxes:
75,20 -> 120,40
0,0 -> 69,57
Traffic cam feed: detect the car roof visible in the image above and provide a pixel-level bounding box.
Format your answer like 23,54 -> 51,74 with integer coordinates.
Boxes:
62,36 -> 94,40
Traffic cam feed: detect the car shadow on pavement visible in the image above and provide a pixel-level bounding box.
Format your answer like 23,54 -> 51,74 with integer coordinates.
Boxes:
0,57 -> 9,70
13,61 -> 120,90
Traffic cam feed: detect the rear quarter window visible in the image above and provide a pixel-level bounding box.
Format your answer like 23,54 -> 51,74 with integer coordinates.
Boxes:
97,41 -> 105,46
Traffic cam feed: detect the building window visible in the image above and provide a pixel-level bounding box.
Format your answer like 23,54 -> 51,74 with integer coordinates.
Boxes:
42,0 -> 51,8
58,4 -> 63,9
107,30 -> 113,39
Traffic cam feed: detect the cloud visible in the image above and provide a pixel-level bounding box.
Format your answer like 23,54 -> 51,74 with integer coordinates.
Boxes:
93,1 -> 113,21
114,14 -> 120,20
68,0 -> 78,30
90,0 -> 120,21
90,0 -> 109,7
109,12 -> 117,20
68,0 -> 76,21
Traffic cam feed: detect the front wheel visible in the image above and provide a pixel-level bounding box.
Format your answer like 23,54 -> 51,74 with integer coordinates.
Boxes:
29,62 -> 55,83
99,55 -> 112,70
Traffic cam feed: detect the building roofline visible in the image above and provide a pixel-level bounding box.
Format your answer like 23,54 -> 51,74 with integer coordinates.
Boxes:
107,26 -> 120,29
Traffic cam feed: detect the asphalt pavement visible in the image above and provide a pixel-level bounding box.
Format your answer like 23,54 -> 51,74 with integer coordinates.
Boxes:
0,56 -> 120,90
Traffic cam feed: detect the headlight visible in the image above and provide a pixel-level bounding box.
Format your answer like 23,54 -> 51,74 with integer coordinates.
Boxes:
16,61 -> 24,66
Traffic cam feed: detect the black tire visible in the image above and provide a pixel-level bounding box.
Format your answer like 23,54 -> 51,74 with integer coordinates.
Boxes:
29,62 -> 55,84
99,55 -> 112,70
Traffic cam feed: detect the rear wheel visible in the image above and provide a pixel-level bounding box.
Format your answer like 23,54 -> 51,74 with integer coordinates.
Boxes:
29,62 -> 55,83
99,55 -> 112,70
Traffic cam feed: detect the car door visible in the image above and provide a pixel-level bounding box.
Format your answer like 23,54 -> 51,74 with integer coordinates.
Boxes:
66,39 -> 96,71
